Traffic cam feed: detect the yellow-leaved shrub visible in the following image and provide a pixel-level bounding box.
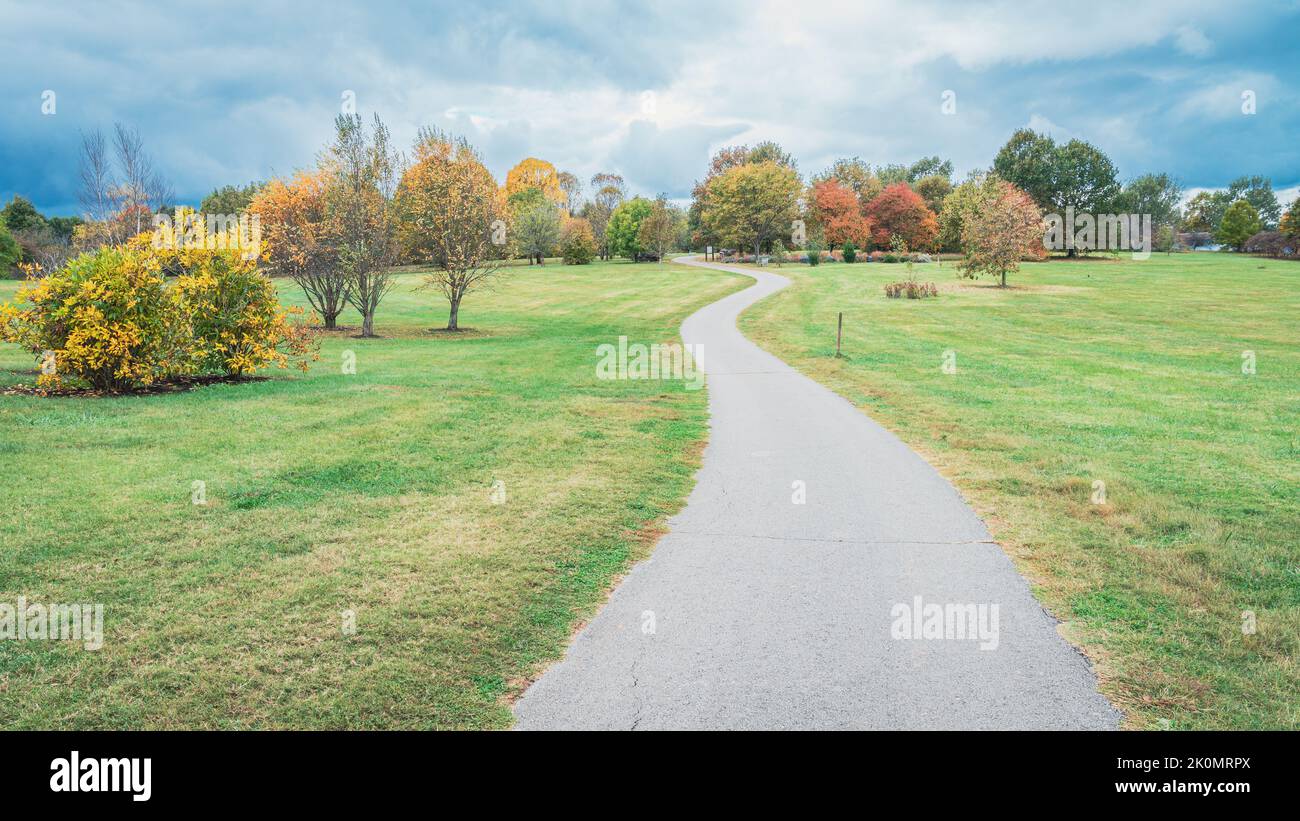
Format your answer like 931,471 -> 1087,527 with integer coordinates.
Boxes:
0,240 -> 317,392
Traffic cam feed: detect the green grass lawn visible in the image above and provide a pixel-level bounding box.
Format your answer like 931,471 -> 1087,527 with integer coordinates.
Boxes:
740,252 -> 1299,729
0,259 -> 748,728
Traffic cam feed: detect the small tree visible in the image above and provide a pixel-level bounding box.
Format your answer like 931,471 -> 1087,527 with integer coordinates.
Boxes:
958,181 -> 1043,287
1276,197 -> 1299,238
250,170 -> 349,329
1216,200 -> 1262,251
560,217 -> 596,264
607,197 -> 654,260
513,198 -> 562,264
325,113 -> 402,338
841,241 -> 857,263
586,172 -> 626,260
394,129 -> 505,331
637,196 -> 678,262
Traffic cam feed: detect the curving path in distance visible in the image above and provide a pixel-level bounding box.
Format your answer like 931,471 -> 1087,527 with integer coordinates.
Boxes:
514,256 -> 1118,730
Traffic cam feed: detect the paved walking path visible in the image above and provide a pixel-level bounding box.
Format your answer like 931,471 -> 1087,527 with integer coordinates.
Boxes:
514,256 -> 1118,729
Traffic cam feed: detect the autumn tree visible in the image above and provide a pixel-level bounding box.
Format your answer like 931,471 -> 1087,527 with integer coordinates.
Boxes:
864,183 -> 938,250
637,196 -> 680,262
689,142 -> 796,250
583,172 -> 625,260
913,175 -> 952,219
958,180 -> 1043,287
1216,200 -> 1262,251
701,162 -> 802,258
812,157 -> 882,201
1280,198 -> 1300,237
323,113 -> 402,338
808,179 -> 870,248
939,171 -> 1001,252
394,128 -> 505,331
560,217 -> 596,264
557,171 -> 582,216
250,169 -> 348,329
505,157 -> 564,207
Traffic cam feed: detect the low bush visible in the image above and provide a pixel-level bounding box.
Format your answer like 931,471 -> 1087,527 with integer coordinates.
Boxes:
0,243 -> 317,391
884,280 -> 939,299
560,217 -> 597,264
842,242 -> 857,263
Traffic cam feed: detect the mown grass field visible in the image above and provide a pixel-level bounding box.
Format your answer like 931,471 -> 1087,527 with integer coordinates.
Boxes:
739,252 -> 1298,729
0,259 -> 747,729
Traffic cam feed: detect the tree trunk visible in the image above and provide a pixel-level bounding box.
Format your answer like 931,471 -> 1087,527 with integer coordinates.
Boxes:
323,311 -> 338,330
447,297 -> 460,331
361,311 -> 374,338
1001,271 -> 1007,287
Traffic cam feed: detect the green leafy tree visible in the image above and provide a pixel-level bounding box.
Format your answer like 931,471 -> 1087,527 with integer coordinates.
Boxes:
1216,200 -> 1262,251
513,199 -> 562,264
2,195 -> 46,232
1182,190 -> 1229,233
992,129 -> 1057,209
1114,173 -> 1182,229
1051,139 -> 1119,214
200,182 -> 264,215
1225,176 -> 1281,229
0,222 -> 21,271
907,156 -> 953,182
607,196 -> 654,260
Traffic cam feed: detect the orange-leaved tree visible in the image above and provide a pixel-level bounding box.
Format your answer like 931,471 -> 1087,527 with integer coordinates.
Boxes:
395,128 -> 506,331
809,179 -> 871,248
249,169 -> 347,329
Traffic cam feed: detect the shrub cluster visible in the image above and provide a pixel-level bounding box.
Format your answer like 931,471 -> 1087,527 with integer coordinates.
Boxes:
884,280 -> 939,299
0,242 -> 317,391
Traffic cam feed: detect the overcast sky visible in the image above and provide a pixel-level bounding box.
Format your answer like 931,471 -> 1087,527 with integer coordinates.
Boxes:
2,0 -> 1297,215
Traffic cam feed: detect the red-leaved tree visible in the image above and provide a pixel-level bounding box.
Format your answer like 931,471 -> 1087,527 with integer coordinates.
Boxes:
809,179 -> 871,247
864,182 -> 938,250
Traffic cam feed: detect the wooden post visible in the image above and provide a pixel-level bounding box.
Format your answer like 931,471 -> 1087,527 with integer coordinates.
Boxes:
836,312 -> 843,358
